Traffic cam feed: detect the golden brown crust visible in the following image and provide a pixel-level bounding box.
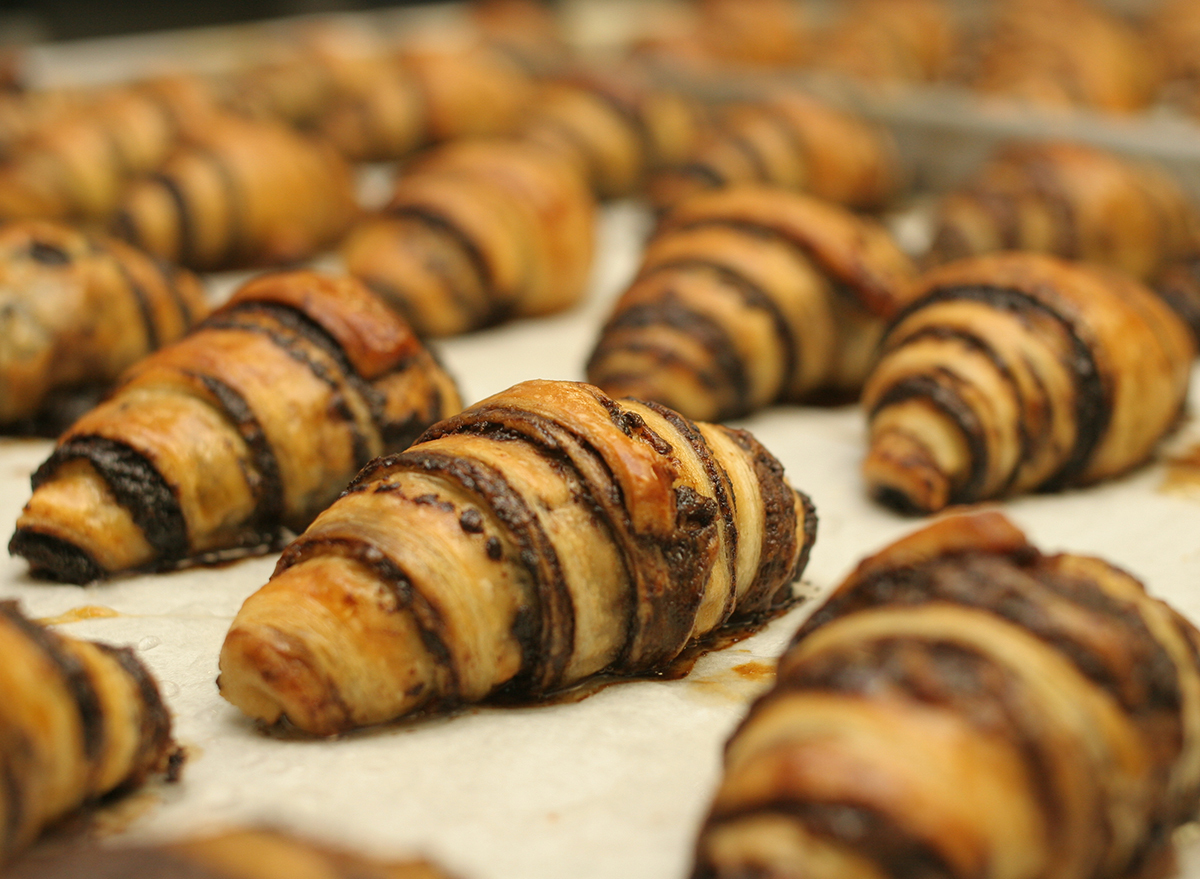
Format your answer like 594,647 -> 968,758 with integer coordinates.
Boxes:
400,40 -> 537,144
218,379 -> 816,736
0,220 -> 208,428
519,67 -> 710,200
0,76 -> 226,224
468,0 -> 567,70
341,138 -> 596,337
1151,0 -> 1200,116
702,0 -> 807,67
228,272 -> 421,381
660,187 -> 916,316
0,601 -> 180,865
9,270 -> 461,583
1155,254 -> 1200,347
862,252 -> 1195,514
928,142 -> 1200,281
587,185 -> 918,421
693,510 -> 1200,879
647,90 -> 899,214
112,115 -> 357,271
315,37 -> 537,164
806,0 -> 958,85
966,0 -> 1160,114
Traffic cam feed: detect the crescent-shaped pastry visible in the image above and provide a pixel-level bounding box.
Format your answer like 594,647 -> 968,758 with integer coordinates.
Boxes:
0,219 -> 207,429
928,141 -> 1200,282
0,601 -> 180,864
647,90 -> 900,214
862,252 -> 1194,513
6,828 -> 453,879
112,115 -> 357,271
340,138 -> 595,337
10,270 -> 461,583
693,510 -> 1200,879
218,379 -> 817,736
587,185 -> 918,421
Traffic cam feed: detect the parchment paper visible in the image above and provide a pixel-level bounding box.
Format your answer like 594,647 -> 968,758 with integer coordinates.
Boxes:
4,8 -> 1200,872
3,199 -> 1200,879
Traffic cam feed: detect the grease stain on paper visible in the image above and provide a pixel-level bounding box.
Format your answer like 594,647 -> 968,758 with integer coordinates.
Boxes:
38,605 -> 121,626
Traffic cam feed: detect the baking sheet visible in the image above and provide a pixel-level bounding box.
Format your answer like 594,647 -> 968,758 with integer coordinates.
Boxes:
2,198 -> 1200,879
5,5 -> 1200,873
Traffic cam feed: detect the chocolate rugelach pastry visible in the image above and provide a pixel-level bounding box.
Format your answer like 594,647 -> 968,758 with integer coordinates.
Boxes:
518,66 -> 709,201
692,510 -> 1200,879
318,38 -> 537,164
805,0 -> 957,85
647,89 -> 900,215
0,220 -> 208,430
0,87 -> 82,160
0,601 -> 181,864
690,0 -> 808,69
7,828 -> 454,879
9,271 -> 461,584
340,137 -> 595,337
224,21 -> 392,131
637,0 -> 808,72
112,114 -> 357,271
586,185 -> 919,422
927,141 -> 1200,282
862,252 -> 1195,514
218,379 -> 817,736
966,0 -> 1158,114
466,0 -> 567,71
0,76 -> 224,223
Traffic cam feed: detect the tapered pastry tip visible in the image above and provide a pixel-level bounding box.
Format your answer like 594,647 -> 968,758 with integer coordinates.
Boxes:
218,623 -> 331,734
862,428 -> 953,515
8,529 -> 105,585
11,459 -> 156,582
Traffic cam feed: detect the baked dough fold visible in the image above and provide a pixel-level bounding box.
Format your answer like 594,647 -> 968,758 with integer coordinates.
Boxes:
219,379 -> 817,735
10,270 -> 461,583
0,219 -> 207,428
587,185 -> 918,421
862,252 -> 1194,513
0,601 -> 180,864
693,511 -> 1200,879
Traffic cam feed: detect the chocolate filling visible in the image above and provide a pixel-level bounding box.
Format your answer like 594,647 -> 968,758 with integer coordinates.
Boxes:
150,173 -> 195,267
30,435 -> 188,567
594,294 -> 750,411
194,146 -> 243,266
387,205 -> 506,325
195,372 -> 283,540
638,256 -> 800,395
204,301 -> 384,470
889,323 -> 1030,495
701,800 -> 956,879
641,400 -> 740,624
7,530 -> 106,584
107,245 -> 161,351
1,603 -> 106,761
888,284 -> 1108,489
97,643 -> 174,781
724,426 -> 811,613
868,369 -> 991,505
386,448 -> 578,693
725,131 -> 774,184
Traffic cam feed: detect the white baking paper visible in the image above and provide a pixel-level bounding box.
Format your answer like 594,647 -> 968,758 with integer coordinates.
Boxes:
2,198 -> 1200,879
